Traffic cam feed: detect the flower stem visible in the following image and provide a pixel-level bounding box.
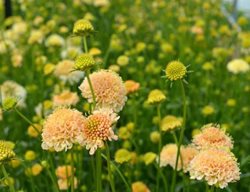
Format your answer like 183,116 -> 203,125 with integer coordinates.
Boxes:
171,80 -> 187,192
156,104 -> 163,192
96,149 -> 102,192
101,154 -> 131,192
1,164 -> 15,192
83,36 -> 88,53
14,107 -> 40,135
86,70 -> 96,111
106,143 -> 116,192
70,150 -> 75,192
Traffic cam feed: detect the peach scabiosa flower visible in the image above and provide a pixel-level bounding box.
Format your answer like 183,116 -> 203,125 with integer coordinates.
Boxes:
52,90 -> 79,107
41,108 -> 85,152
192,124 -> 233,150
124,80 -> 140,95
79,70 -> 127,112
78,108 -> 119,155
189,149 -> 240,188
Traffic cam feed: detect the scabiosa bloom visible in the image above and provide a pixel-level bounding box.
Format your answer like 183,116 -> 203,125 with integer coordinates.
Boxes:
165,61 -> 187,81
1,80 -> 27,108
73,19 -> 94,36
161,115 -> 182,132
0,140 -> 15,164
78,108 -> 119,155
79,70 -> 127,112
189,149 -> 240,188
74,53 -> 95,71
54,60 -> 84,84
192,124 -> 233,150
227,59 -> 250,74
52,90 -> 79,107
132,181 -> 151,192
41,108 -> 85,152
181,146 -> 198,173
146,89 -> 166,105
124,80 -> 140,95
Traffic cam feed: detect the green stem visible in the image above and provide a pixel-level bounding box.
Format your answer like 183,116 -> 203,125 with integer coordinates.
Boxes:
106,143 -> 116,192
96,149 -> 102,192
101,154 -> 131,192
171,80 -> 187,192
86,70 -> 96,111
83,36 -> 88,53
1,164 -> 15,192
156,104 -> 163,192
70,151 -> 75,192
48,153 -> 60,192
14,107 -> 40,135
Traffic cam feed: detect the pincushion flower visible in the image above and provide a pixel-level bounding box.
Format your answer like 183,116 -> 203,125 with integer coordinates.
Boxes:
146,89 -> 166,105
45,34 -> 65,47
115,148 -> 132,164
41,108 -> 86,152
132,181 -> 151,192
0,140 -> 16,164
192,124 -> 233,150
78,108 -> 119,155
1,80 -> 27,108
181,146 -> 198,172
52,90 -> 79,107
165,61 -> 187,81
189,149 -> 240,188
124,80 -> 140,95
227,59 -> 250,74
79,70 -> 127,112
74,53 -> 95,71
161,115 -> 182,131
73,19 -> 94,36
54,60 -> 84,84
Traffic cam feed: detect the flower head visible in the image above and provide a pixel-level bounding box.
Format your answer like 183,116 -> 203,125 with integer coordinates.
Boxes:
165,61 -> 187,81
0,140 -> 16,164
132,181 -> 151,192
161,115 -> 182,131
73,19 -> 94,36
41,108 -> 85,152
124,80 -> 140,95
78,108 -> 119,155
52,91 -> 79,107
115,148 -> 132,164
227,59 -> 249,74
189,149 -> 240,188
147,89 -> 166,105
192,124 -> 233,150
79,70 -> 127,112
74,53 -> 95,71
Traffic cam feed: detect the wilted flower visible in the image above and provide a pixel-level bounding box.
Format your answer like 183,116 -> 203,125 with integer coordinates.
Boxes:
192,124 -> 233,150
79,70 -> 127,112
41,108 -> 86,152
189,149 -> 240,188
78,108 -> 119,155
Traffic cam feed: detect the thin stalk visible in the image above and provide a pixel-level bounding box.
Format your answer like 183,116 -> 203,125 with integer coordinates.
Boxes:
101,154 -> 131,192
1,164 -> 15,192
96,149 -> 102,192
86,70 -> 96,111
156,104 -> 164,192
83,36 -> 88,53
171,80 -> 187,192
14,107 -> 40,135
106,143 -> 115,192
70,151 -> 75,192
